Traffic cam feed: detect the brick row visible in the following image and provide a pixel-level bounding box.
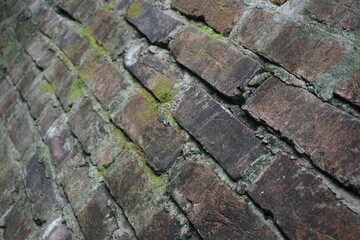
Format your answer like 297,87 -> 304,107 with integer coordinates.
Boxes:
57,0 -> 99,23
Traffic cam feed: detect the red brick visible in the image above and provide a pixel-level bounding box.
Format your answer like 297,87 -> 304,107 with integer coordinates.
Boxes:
33,7 -> 63,38
126,0 -> 183,46
335,70 -> 360,107
243,78 -> 360,193
175,87 -> 267,180
171,26 -> 262,99
168,162 -> 279,239
58,0 -> 99,23
112,93 -> 185,172
249,153 -> 360,239
232,9 -> 354,84
171,0 -> 246,35
25,34 -> 55,70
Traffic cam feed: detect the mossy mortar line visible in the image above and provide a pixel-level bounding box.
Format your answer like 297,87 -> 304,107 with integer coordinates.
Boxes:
127,3 -> 142,17
80,27 -> 109,56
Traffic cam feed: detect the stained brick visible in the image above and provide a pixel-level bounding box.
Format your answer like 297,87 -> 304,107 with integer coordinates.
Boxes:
168,162 -> 279,239
6,52 -> 39,86
57,28 -> 90,65
112,92 -> 185,172
335,70 -> 360,107
58,0 -> 98,23
232,9 -> 355,84
25,34 -> 55,70
171,26 -> 262,99
243,78 -> 360,193
249,153 -> 360,239
126,0 -> 183,46
33,7 -> 63,38
171,0 -> 246,35
174,87 -> 267,180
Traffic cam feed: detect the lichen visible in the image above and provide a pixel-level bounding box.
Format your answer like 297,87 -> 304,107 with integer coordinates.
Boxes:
127,3 -> 142,17
68,78 -> 84,102
196,51 -> 213,58
100,3 -> 116,13
80,27 -> 109,57
191,23 -> 223,40
42,82 -> 54,94
153,78 -> 176,103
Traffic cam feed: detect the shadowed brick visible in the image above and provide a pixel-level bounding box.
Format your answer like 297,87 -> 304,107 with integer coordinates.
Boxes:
243,78 -> 360,193
33,7 -> 63,38
249,153 -> 360,239
335,70 -> 360,107
171,26 -> 262,99
25,34 -> 55,70
126,0 -> 183,46
171,0 -> 246,35
58,0 -> 98,23
174,87 -> 267,180
0,80 -> 18,117
168,162 -> 279,239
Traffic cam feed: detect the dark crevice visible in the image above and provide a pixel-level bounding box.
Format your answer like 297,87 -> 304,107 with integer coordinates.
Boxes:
55,7 -> 79,23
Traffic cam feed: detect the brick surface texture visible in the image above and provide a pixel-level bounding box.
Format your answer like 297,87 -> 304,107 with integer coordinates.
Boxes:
0,0 -> 359,239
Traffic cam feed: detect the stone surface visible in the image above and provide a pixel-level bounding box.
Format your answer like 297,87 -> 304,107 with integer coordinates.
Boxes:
5,52 -> 39,86
249,153 -> 360,239
37,105 -> 62,136
112,92 -> 185,172
106,0 -> 130,11
126,0 -> 183,46
0,80 -> 18,117
171,26 -> 262,99
243,78 -> 360,193
175,87 -> 267,180
33,7 -> 63,38
168,162 -> 279,239
58,0 -> 98,23
41,218 -> 73,240
171,0 -> 246,35
25,34 -> 55,69
335,70 -> 360,107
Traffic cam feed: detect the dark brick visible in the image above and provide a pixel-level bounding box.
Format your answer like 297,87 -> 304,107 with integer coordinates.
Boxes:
171,0 -> 246,35
168,162 -> 279,239
171,26 -> 262,98
33,7 -> 63,38
125,53 -> 182,102
249,153 -> 360,239
232,9 -> 355,84
174,87 -> 267,180
24,150 -> 63,222
13,11 -> 37,45
270,0 -> 287,5
58,0 -> 98,23
57,28 -> 90,65
0,80 -> 18,117
25,34 -> 55,70
335,70 -> 360,107
126,0 -> 183,46
112,92 -> 185,172
243,78 -> 360,193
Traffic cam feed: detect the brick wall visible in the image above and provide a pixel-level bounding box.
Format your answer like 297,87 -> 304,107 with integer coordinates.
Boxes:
0,0 -> 359,239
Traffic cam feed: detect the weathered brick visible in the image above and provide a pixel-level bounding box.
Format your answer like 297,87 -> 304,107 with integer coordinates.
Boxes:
171,26 -> 262,99
174,87 -> 267,180
125,53 -> 181,102
33,7 -> 63,38
112,92 -> 185,172
104,147 -> 182,239
13,11 -> 37,45
335,70 -> 360,107
6,52 -> 39,86
126,0 -> 183,46
168,162 -> 279,239
243,78 -> 360,193
0,80 -> 18,117
24,150 -> 63,222
270,0 -> 287,6
41,217 -> 74,240
77,187 -> 136,240
171,0 -> 246,35
232,9 -> 355,84
25,34 -> 55,70
57,28 -> 90,65
58,0 -> 99,23
249,153 -> 360,239
37,105 -> 62,136
79,53 -> 128,109
304,0 -> 360,32
106,0 -> 130,11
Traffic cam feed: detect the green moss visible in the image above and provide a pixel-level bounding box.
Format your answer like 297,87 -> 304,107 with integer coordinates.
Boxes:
101,3 -> 116,13
213,0 -> 225,11
153,78 -> 176,103
42,82 -> 54,94
69,78 -> 84,102
196,51 -> 213,58
127,3 -> 142,17
191,24 -> 223,40
98,166 -> 108,177
80,27 -> 108,56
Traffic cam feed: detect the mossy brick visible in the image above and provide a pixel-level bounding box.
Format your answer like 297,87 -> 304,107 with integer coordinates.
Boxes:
126,0 -> 183,46
174,86 -> 267,180
57,27 -> 90,65
243,77 -> 360,193
32,7 -> 63,38
5,52 -> 39,86
13,11 -> 37,45
106,0 -> 130,11
58,0 -> 99,23
335,69 -> 360,107
171,0 -> 247,35
171,26 -> 262,99
168,161 -> 279,239
25,34 -> 55,70
125,53 -> 182,103
104,147 -> 182,239
0,80 -> 18,117
111,93 -> 185,172
249,153 -> 360,239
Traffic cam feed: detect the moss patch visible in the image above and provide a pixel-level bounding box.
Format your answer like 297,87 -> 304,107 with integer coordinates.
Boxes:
192,23 -> 223,40
127,3 -> 142,17
42,82 -> 54,94
153,78 -> 176,103
100,3 -> 116,13
196,51 -> 212,58
80,27 -> 108,56
69,78 -> 84,102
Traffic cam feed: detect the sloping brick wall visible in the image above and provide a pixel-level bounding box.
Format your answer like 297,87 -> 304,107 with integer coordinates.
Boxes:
0,0 -> 359,239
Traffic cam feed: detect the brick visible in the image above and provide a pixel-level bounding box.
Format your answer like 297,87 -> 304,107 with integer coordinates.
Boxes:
104,147 -> 182,239
171,26 -> 262,99
126,0 -> 183,46
304,0 -> 360,32
168,162 -> 279,239
174,87 -> 267,180
79,53 -> 128,109
125,53 -> 181,102
249,153 -> 360,239
6,52 -> 39,86
106,0 -> 130,11
57,28 -> 90,65
58,0 -> 98,23
335,70 -> 360,107
13,11 -> 37,45
232,9 -> 354,84
243,78 -> 360,193
41,217 -> 74,240
77,187 -> 136,240
171,0 -> 246,35
37,105 -> 62,136
25,34 -> 55,70
112,92 -> 185,172
0,80 -> 18,117
33,7 -> 63,38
